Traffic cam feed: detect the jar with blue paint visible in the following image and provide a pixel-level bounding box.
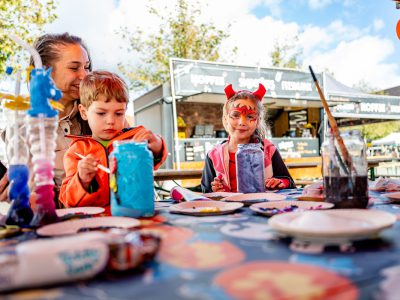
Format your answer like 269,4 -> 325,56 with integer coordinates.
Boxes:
109,141 -> 154,217
236,143 -> 265,193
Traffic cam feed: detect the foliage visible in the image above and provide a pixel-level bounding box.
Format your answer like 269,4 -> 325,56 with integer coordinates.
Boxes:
270,39 -> 301,69
0,0 -> 57,73
343,121 -> 400,142
118,0 -> 234,90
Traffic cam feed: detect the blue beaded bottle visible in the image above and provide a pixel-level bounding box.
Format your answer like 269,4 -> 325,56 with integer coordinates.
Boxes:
110,141 -> 154,217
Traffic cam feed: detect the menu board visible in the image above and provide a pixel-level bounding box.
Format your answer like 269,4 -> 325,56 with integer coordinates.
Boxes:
272,138 -> 319,158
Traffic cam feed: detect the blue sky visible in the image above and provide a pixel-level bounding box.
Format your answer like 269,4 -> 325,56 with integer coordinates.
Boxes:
5,0 -> 400,92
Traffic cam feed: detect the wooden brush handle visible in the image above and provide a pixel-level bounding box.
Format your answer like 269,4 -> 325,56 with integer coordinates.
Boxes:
309,66 -> 354,173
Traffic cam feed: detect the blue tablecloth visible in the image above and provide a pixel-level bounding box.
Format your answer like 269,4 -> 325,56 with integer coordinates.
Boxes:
2,190 -> 400,299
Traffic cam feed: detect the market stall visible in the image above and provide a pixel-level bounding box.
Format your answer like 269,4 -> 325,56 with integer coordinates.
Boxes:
133,58 -> 400,183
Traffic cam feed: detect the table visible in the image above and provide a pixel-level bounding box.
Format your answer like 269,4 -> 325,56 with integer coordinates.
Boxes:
154,169 -> 203,181
2,190 -> 400,299
154,168 -> 316,187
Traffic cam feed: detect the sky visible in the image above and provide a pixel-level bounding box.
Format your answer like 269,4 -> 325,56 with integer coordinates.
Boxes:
28,0 -> 400,92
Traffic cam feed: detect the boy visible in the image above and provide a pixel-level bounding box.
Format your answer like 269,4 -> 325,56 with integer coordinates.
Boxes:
59,71 -> 167,212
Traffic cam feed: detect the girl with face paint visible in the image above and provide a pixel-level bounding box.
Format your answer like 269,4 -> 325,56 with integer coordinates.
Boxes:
201,84 -> 295,193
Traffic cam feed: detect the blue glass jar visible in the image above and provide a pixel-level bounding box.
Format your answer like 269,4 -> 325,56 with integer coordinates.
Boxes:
110,141 -> 154,217
236,143 -> 265,193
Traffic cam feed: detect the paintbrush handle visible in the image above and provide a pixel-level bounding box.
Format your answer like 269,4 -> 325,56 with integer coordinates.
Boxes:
74,152 -> 111,174
309,66 -> 355,173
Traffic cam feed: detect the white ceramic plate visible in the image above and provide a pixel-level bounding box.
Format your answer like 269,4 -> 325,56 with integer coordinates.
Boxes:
223,192 -> 286,205
383,192 -> 400,202
295,195 -> 325,202
202,192 -> 241,200
169,200 -> 243,216
36,216 -> 140,237
269,209 -> 396,241
250,201 -> 334,217
56,207 -> 105,217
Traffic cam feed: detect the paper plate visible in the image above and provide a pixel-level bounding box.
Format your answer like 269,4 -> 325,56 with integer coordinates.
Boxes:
295,195 -> 325,202
169,200 -> 243,216
223,192 -> 286,205
269,209 -> 396,241
56,207 -> 105,217
383,192 -> 400,203
250,201 -> 334,217
202,192 -> 241,201
36,216 -> 140,237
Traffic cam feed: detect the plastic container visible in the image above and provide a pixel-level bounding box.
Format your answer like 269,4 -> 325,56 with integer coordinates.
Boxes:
26,115 -> 59,227
5,109 -> 33,226
321,130 -> 368,208
236,143 -> 265,193
110,141 -> 154,217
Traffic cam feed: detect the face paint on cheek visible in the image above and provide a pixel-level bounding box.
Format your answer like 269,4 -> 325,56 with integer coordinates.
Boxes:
229,105 -> 258,122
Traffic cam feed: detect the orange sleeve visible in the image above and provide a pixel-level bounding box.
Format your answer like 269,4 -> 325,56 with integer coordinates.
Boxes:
59,144 -> 107,208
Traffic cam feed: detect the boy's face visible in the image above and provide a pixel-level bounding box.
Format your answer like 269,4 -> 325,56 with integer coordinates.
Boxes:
79,94 -> 127,141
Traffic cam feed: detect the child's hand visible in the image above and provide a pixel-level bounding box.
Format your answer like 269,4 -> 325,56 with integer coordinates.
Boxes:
265,177 -> 285,190
77,154 -> 99,189
211,176 -> 224,192
0,174 -> 8,202
133,129 -> 163,156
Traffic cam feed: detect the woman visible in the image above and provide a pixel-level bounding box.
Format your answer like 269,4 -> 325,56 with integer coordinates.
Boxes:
1,33 -> 92,201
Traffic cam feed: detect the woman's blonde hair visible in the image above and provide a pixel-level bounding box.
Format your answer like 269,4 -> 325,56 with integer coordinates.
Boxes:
222,91 -> 268,139
80,70 -> 128,108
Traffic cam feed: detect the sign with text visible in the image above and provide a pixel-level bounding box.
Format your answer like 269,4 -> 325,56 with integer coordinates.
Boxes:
288,110 -> 308,131
172,59 -> 323,100
330,94 -> 400,119
272,138 -> 319,157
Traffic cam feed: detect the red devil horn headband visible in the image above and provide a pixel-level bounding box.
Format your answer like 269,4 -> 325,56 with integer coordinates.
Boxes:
224,83 -> 266,101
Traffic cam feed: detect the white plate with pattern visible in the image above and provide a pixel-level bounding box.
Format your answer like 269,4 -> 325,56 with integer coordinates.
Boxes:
223,192 -> 286,205
250,200 -> 334,217
56,207 -> 105,217
169,200 -> 243,216
36,216 -> 140,237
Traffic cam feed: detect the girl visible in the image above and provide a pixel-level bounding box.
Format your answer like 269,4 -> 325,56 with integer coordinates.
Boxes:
201,83 -> 295,193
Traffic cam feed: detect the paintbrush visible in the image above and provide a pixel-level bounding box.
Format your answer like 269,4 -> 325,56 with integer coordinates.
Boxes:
309,66 -> 355,174
74,152 -> 111,174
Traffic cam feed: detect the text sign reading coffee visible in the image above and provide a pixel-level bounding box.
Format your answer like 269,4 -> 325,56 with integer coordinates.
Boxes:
172,59 -> 323,100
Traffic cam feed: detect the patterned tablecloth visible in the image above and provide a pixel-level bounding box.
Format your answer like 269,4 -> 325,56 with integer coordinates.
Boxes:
1,189 -> 400,300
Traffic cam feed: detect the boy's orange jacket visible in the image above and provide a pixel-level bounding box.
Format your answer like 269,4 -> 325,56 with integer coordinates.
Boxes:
59,126 -> 167,212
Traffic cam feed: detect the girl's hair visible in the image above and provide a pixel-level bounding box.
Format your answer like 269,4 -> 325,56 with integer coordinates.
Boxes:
222,91 -> 268,139
80,70 -> 129,108
30,32 -> 92,70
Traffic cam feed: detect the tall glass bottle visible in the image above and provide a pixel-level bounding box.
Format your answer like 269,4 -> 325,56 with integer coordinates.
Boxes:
236,143 -> 265,193
3,68 -> 33,227
110,141 -> 155,217
321,129 -> 368,208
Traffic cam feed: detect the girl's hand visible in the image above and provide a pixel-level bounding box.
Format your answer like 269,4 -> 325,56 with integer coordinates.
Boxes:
211,176 -> 224,192
265,177 -> 285,190
0,174 -> 8,201
133,129 -> 163,157
78,154 -> 99,189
